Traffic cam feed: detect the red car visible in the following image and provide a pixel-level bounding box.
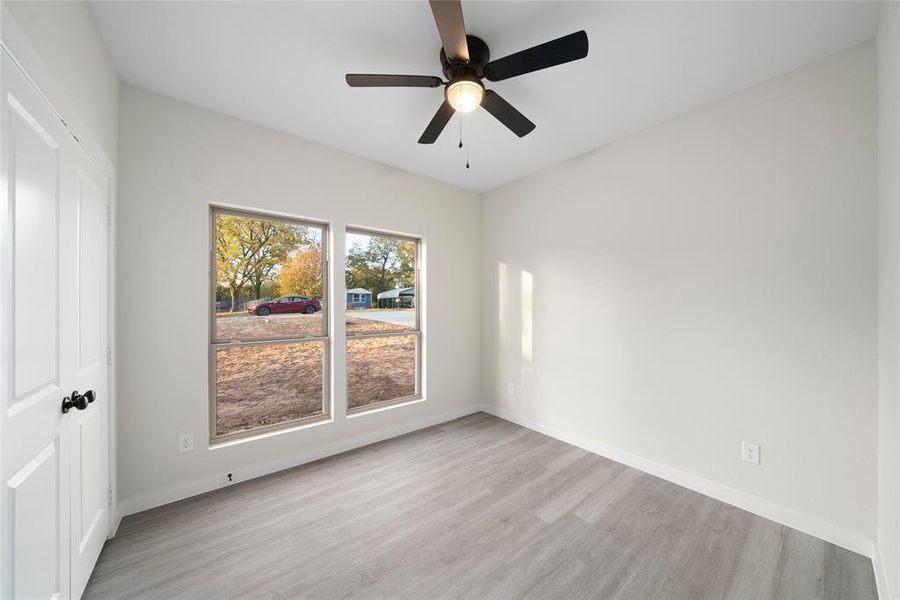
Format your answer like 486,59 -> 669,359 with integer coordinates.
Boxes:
249,296 -> 321,316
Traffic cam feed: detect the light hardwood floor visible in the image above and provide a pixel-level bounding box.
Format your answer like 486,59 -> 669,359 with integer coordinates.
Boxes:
85,413 -> 877,599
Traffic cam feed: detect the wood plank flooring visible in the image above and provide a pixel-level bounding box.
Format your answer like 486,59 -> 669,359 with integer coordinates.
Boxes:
85,413 -> 877,599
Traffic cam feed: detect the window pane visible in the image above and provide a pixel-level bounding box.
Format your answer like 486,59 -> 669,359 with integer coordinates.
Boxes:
215,340 -> 325,436
347,334 -> 417,410
345,231 -> 416,334
215,212 -> 325,341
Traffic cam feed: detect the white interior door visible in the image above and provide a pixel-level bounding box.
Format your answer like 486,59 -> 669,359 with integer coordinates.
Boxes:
1,51 -> 109,599
1,50 -> 72,600
68,148 -> 109,600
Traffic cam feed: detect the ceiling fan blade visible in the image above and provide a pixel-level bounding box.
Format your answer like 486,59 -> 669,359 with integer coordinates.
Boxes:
418,101 -> 455,144
429,0 -> 469,63
484,30 -> 588,82
346,74 -> 443,88
481,90 -> 535,137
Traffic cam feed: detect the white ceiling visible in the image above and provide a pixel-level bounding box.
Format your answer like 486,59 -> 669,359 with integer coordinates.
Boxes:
90,1 -> 879,193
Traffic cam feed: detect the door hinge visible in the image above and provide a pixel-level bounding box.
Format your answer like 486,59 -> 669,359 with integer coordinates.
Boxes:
106,206 -> 112,226
107,485 -> 113,506
106,346 -> 112,366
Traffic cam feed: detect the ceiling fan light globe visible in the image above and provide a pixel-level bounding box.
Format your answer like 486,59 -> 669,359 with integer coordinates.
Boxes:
446,79 -> 484,113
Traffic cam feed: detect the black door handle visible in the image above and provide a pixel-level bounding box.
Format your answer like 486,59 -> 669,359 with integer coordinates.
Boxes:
62,390 -> 96,414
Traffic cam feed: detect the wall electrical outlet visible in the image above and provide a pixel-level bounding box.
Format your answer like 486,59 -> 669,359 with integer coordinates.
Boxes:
741,441 -> 760,465
179,434 -> 194,453
507,383 -> 514,395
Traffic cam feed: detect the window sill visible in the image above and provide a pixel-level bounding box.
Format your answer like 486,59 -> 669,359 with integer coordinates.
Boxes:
209,413 -> 333,449
346,395 -> 424,418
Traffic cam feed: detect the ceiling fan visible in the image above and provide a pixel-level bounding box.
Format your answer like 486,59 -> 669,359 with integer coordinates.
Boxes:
346,0 -> 589,144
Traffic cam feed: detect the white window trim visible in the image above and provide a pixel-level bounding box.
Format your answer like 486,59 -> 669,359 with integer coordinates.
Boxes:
345,228 -> 422,415
208,205 -> 331,444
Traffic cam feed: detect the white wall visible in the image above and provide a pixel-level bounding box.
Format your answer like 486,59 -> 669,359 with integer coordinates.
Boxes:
4,1 -> 118,166
877,2 -> 900,597
483,42 -> 877,553
116,85 -> 483,514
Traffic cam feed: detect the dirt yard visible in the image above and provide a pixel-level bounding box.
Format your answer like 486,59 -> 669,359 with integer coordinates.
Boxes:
215,313 -> 416,436
215,341 -> 324,435
346,334 -> 416,410
216,312 -> 324,340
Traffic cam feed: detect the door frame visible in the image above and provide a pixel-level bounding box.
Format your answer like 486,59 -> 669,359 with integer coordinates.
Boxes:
0,1 -> 120,551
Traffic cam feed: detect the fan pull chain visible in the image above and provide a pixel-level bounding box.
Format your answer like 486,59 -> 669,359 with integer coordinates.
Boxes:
465,112 -> 470,169
457,86 -> 464,149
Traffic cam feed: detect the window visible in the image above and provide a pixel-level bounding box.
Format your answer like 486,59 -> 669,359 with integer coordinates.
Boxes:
210,207 -> 329,441
345,229 -> 421,413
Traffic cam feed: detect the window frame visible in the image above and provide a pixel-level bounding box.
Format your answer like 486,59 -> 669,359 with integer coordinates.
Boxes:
209,205 -> 331,445
345,227 -> 422,415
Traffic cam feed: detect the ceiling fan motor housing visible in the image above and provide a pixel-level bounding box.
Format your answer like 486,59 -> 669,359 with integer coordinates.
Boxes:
441,35 -> 490,81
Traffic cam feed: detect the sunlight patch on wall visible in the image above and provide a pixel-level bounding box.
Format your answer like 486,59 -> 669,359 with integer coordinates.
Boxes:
498,262 -> 508,348
521,270 -> 533,363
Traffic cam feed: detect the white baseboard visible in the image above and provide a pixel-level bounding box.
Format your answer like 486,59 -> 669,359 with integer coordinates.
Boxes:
109,513 -> 122,538
874,545 -> 894,600
483,405 -> 875,559
118,403 -> 487,520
